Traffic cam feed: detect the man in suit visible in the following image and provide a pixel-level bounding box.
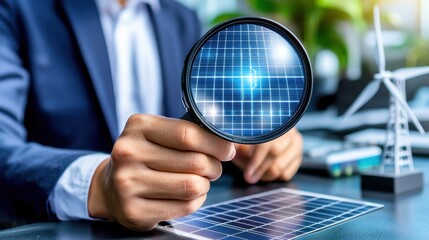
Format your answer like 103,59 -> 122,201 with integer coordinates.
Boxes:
0,0 -> 303,231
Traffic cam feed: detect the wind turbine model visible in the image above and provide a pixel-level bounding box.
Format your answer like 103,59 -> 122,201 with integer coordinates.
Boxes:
344,6 -> 429,194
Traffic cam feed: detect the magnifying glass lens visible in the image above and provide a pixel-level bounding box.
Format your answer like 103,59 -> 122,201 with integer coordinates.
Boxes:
183,18 -> 312,144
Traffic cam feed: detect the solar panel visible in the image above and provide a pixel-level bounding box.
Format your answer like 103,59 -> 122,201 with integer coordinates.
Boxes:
189,23 -> 306,138
157,188 -> 383,240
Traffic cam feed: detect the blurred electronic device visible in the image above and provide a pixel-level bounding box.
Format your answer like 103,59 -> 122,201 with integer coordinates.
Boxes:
297,107 -> 429,132
298,84 -> 429,133
301,135 -> 381,177
345,128 -> 429,156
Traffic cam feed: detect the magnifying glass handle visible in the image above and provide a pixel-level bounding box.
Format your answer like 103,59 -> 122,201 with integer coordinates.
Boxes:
180,112 -> 195,122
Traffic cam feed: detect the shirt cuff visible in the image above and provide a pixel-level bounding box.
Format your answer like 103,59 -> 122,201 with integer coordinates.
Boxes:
48,153 -> 110,221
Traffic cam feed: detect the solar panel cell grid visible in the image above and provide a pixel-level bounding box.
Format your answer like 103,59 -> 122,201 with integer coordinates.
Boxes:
158,188 -> 383,240
190,24 -> 306,137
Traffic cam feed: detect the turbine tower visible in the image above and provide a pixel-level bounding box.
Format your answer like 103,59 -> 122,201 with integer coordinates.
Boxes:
344,6 -> 429,193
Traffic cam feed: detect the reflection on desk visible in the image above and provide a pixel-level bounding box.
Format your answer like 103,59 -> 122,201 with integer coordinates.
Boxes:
0,158 -> 428,239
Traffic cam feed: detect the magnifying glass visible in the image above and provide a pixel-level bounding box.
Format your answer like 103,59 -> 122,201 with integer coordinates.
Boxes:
181,17 -> 312,144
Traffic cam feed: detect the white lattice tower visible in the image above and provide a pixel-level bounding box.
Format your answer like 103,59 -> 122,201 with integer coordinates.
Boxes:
380,79 -> 414,175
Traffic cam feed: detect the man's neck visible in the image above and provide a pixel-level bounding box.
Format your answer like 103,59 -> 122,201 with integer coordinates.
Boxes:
118,0 -> 127,7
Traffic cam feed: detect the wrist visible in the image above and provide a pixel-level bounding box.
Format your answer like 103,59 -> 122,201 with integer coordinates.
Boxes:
88,158 -> 111,220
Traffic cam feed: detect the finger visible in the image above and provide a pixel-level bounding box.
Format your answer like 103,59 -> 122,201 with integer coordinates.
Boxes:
138,170 -> 211,200
279,154 -> 302,181
135,115 -> 235,161
260,142 -> 301,182
234,144 -> 253,159
136,141 -> 222,181
257,129 -> 302,182
244,144 -> 271,183
232,144 -> 254,171
118,194 -> 207,231
279,136 -> 303,181
270,134 -> 292,156
145,194 -> 207,222
247,155 -> 275,184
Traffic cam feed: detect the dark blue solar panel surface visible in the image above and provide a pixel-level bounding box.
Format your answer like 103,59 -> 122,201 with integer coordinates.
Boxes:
190,24 -> 306,137
157,188 -> 383,240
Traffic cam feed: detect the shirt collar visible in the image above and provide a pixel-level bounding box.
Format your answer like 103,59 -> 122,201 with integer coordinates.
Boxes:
95,0 -> 160,15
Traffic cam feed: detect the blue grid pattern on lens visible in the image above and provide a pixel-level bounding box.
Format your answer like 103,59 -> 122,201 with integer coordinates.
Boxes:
190,24 -> 306,137
158,188 -> 383,240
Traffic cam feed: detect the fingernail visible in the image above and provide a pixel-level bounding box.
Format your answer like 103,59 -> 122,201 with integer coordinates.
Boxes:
227,146 -> 236,160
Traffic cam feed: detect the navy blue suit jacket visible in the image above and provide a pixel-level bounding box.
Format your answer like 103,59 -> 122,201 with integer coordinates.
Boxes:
0,0 -> 200,221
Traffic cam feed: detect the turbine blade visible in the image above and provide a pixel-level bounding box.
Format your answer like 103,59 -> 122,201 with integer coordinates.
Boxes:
392,66 -> 429,80
382,78 -> 425,134
374,6 -> 386,73
343,79 -> 381,118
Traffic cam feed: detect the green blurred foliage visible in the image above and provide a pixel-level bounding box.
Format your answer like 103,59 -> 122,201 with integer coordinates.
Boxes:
406,36 -> 429,67
212,0 -> 379,73
212,0 -> 429,75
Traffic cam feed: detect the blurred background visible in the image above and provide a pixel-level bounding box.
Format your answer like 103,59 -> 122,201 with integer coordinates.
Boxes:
177,0 -> 429,134
177,0 -> 429,177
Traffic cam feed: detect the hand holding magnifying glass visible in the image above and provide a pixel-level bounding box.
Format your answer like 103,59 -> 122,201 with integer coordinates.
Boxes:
88,17 -> 311,231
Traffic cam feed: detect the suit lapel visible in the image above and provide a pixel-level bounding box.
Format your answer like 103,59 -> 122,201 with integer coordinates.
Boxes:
149,4 -> 185,118
60,0 -> 118,140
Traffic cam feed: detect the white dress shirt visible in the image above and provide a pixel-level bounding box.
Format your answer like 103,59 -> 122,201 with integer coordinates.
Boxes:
49,0 -> 162,220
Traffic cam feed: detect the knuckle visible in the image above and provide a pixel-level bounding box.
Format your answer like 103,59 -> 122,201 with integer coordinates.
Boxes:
112,140 -> 133,162
113,170 -> 132,192
126,114 -> 154,132
271,144 -> 284,156
183,199 -> 200,215
267,165 -> 281,179
126,114 -> 143,127
188,153 -> 207,174
182,176 -> 204,200
140,114 -> 155,132
176,125 -> 196,148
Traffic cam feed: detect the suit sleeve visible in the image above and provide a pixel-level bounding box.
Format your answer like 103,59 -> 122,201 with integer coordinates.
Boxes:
0,1 -> 94,221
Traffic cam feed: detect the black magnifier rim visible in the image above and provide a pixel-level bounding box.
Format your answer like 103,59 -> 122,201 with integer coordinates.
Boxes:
182,16 -> 312,144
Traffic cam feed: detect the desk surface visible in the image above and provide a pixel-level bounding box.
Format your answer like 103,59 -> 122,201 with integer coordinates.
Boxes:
1,157 -> 428,240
